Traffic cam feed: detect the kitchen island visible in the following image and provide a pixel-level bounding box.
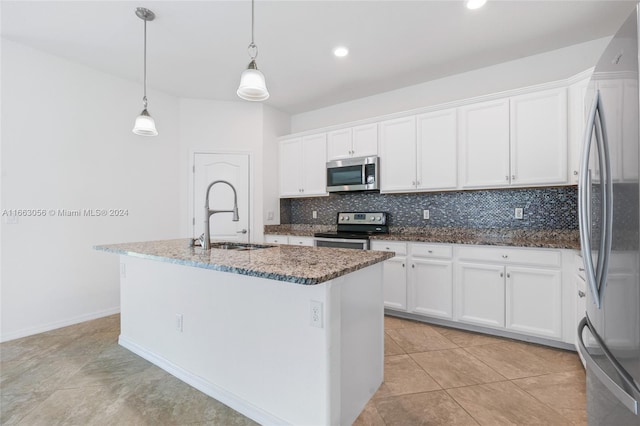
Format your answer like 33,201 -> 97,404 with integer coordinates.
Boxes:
95,239 -> 393,426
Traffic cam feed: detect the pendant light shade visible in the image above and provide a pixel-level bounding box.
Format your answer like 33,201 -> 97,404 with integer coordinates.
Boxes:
133,109 -> 158,136
237,0 -> 269,101
237,60 -> 269,101
132,7 -> 158,136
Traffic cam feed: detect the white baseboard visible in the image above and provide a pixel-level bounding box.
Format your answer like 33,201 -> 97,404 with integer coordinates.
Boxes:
119,336 -> 288,426
0,307 -> 120,342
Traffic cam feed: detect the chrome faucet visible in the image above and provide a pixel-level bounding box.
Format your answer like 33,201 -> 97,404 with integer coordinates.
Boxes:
202,180 -> 239,250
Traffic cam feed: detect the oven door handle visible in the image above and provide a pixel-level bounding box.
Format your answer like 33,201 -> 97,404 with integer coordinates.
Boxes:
314,237 -> 369,249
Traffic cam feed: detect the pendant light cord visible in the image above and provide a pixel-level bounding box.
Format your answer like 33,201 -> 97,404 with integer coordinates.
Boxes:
248,0 -> 257,60
143,17 -> 148,109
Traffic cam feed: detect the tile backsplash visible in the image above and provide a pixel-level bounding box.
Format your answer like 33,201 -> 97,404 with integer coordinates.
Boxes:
280,186 -> 578,229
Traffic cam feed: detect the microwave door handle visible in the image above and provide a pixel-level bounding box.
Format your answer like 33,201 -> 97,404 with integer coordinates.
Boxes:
579,90 -> 601,308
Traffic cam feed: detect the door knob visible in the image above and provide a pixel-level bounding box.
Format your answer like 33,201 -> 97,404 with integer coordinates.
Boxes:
237,229 -> 248,234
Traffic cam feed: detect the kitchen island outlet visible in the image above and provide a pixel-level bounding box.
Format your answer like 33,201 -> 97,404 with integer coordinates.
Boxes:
95,239 -> 393,425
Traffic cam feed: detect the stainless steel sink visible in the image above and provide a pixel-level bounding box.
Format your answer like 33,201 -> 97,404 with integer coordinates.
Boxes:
208,242 -> 274,251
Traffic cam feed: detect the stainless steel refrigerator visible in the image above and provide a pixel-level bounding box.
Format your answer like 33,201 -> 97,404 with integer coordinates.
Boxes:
577,5 -> 640,425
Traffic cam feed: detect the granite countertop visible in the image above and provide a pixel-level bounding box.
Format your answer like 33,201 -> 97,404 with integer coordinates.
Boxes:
264,225 -> 581,250
95,239 -> 394,285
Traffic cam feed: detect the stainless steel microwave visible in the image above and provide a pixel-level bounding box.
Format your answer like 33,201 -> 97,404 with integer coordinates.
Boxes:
326,156 -> 380,193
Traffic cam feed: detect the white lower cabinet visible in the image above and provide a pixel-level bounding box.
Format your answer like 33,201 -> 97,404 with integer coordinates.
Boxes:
505,266 -> 562,339
409,244 -> 453,319
456,262 -> 505,328
371,241 -> 407,311
455,246 -> 564,340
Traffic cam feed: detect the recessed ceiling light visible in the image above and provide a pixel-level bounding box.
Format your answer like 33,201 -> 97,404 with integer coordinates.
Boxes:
466,0 -> 487,10
333,46 -> 349,57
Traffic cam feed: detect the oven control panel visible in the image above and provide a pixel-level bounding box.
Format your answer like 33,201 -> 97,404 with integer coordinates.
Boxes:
337,212 -> 387,225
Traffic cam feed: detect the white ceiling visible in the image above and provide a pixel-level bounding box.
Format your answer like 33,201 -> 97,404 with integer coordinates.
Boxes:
2,1 -> 638,114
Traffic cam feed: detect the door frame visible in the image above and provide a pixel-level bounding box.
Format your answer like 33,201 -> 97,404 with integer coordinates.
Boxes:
189,150 -> 254,242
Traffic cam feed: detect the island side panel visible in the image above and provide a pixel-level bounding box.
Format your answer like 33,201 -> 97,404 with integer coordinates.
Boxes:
118,255 -> 333,425
339,263 -> 384,425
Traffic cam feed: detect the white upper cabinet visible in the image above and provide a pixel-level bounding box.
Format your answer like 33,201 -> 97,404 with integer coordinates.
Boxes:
459,98 -> 511,188
279,137 -> 303,197
459,88 -> 568,189
279,134 -> 327,198
380,116 -> 417,192
380,109 -> 457,193
568,76 -> 590,184
416,109 -> 458,191
327,123 -> 378,161
510,88 -> 568,186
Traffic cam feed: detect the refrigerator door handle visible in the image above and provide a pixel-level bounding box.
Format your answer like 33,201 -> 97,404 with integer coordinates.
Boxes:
593,103 -> 613,300
579,91 -> 602,308
577,317 -> 640,415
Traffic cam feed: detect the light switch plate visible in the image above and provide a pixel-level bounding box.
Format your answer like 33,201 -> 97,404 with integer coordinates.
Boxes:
423,209 -> 430,220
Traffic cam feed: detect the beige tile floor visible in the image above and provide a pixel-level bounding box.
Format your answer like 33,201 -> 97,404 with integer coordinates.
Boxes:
1,314 -> 586,425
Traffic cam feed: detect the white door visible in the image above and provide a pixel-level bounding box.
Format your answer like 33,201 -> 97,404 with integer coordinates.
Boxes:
193,153 -> 250,243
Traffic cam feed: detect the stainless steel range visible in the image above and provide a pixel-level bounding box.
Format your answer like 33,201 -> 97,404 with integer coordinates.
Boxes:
314,212 -> 388,250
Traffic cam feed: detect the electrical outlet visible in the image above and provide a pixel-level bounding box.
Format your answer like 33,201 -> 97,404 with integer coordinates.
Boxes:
515,208 -> 524,219
312,210 -> 317,219
267,211 -> 274,220
310,300 -> 323,328
423,209 -> 430,220
176,314 -> 183,332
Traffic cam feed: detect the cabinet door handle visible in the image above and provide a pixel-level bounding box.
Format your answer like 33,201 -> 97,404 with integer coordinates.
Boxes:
512,175 -> 516,180
505,175 -> 509,181
574,170 -> 579,176
578,267 -> 585,272
416,181 -> 421,185
402,263 -> 405,268
412,264 -> 415,268
578,290 -> 586,298
428,250 -> 433,253
412,181 -> 416,186
507,273 -> 511,278
502,254 -> 508,259
500,272 -> 504,277
236,229 -> 248,234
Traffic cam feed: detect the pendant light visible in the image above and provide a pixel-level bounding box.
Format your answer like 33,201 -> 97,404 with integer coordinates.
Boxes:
237,0 -> 269,101
132,7 -> 158,136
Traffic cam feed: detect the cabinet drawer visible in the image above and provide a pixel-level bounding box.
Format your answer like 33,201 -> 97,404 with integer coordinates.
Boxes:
371,241 -> 407,256
289,237 -> 315,247
265,235 -> 289,244
456,246 -> 561,267
410,243 -> 453,259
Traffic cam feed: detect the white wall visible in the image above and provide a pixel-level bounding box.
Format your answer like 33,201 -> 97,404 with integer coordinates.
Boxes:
291,37 -> 611,133
0,39 -> 181,341
178,99 -> 289,242
262,106 -> 290,225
